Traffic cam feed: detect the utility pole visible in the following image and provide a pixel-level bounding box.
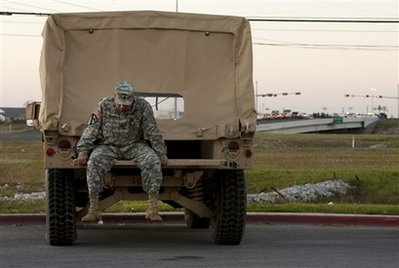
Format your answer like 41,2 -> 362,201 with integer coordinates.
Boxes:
370,88 -> 377,112
255,81 -> 259,113
397,84 -> 399,118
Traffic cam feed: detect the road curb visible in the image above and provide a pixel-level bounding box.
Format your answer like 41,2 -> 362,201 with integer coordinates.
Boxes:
248,212 -> 399,227
1,212 -> 398,227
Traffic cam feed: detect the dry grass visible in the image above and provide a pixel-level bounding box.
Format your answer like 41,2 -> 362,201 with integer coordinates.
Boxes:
0,131 -> 398,214
249,133 -> 399,204
0,141 -> 44,193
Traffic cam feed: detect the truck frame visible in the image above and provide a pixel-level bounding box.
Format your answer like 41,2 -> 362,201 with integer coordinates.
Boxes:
26,10 -> 257,246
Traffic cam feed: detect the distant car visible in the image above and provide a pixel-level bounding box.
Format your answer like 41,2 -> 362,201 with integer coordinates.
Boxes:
282,109 -> 292,119
272,113 -> 284,120
262,113 -> 272,120
346,112 -> 358,118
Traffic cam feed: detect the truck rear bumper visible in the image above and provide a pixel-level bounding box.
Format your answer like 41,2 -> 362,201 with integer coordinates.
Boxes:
71,159 -> 231,169
114,159 -> 229,168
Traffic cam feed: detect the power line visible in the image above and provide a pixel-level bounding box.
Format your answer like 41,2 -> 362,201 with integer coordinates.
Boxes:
1,11 -> 51,16
252,35 -> 398,51
1,11 -> 398,50
2,12 -> 399,24
248,17 -> 399,23
0,33 -> 41,37
253,41 -> 397,51
253,44 -> 395,51
248,16 -> 398,20
0,5 -> 26,12
8,32 -> 394,49
322,2 -> 395,18
251,28 -> 397,33
4,1 -> 59,13
3,33 -> 393,51
1,21 -> 45,24
54,0 -> 103,12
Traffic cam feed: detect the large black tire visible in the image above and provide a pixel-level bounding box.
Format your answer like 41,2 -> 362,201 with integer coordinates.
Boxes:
184,209 -> 210,229
46,169 -> 77,246
210,170 -> 246,245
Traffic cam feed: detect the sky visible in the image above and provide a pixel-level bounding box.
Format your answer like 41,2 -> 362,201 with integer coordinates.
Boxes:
1,0 -> 398,117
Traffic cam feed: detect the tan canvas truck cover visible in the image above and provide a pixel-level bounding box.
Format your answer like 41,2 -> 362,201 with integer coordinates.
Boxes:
38,11 -> 256,140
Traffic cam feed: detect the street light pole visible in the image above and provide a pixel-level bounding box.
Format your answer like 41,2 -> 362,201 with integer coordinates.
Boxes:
255,81 -> 259,113
370,88 -> 377,113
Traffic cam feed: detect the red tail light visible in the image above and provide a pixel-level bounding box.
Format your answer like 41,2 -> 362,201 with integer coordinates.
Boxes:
245,149 -> 252,158
227,141 -> 240,151
46,148 -> 56,157
58,140 -> 71,149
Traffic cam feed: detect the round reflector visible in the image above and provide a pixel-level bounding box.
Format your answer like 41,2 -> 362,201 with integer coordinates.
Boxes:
46,148 -> 56,157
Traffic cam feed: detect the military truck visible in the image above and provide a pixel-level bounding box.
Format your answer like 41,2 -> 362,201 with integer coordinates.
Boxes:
26,10 -> 257,246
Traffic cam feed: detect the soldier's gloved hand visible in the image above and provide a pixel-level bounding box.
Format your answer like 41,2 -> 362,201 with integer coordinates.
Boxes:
160,157 -> 168,166
77,152 -> 88,166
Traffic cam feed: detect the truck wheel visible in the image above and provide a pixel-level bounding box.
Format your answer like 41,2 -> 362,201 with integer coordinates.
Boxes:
46,169 -> 77,246
210,170 -> 246,245
184,209 -> 210,229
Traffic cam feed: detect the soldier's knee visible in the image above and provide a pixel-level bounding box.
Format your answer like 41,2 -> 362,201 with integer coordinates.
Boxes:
143,154 -> 161,166
86,159 -> 98,171
88,154 -> 111,168
88,153 -> 101,163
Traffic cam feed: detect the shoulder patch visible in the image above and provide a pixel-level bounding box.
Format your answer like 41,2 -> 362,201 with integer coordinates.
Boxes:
88,113 -> 99,125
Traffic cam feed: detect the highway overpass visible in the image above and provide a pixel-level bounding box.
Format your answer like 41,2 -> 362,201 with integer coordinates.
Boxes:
256,117 -> 379,134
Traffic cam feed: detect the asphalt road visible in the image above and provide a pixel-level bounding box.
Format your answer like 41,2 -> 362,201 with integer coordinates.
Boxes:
1,222 -> 398,268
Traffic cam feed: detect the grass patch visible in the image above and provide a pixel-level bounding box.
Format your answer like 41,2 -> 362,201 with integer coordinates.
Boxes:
0,200 -> 45,214
1,200 -> 397,215
247,169 -> 399,204
249,133 -> 399,205
0,132 -> 398,214
371,119 -> 399,134
104,201 -> 182,213
0,141 -> 44,189
247,203 -> 399,215
0,121 -> 30,133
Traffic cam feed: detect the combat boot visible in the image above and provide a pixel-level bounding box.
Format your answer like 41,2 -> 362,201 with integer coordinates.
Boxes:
145,194 -> 162,221
82,196 -> 101,222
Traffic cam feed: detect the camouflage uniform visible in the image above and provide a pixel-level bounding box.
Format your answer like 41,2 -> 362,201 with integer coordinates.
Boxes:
77,96 -> 167,198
